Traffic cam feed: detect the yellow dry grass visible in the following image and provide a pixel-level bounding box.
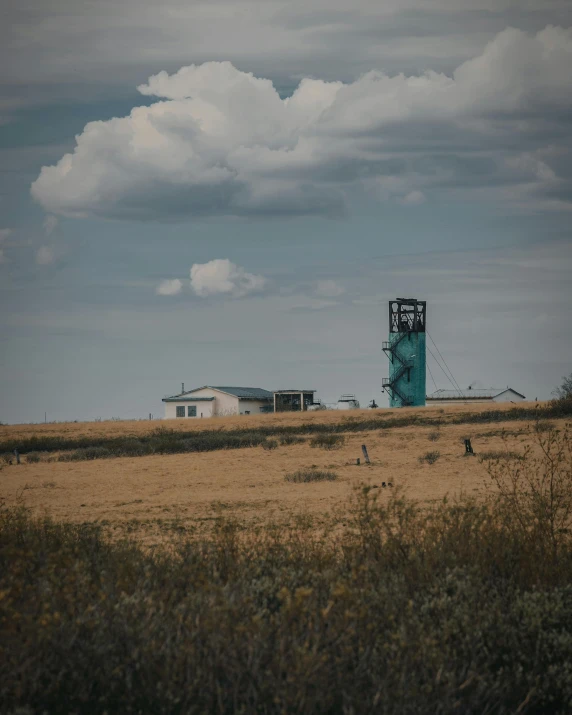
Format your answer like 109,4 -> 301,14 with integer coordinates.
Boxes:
0,402 -> 560,544
0,400 -> 532,441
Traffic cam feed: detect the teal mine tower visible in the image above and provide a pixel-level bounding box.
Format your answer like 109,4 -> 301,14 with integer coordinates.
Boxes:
382,298 -> 426,407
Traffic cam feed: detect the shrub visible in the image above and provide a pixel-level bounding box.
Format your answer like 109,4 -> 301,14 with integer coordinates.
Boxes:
552,372 -> 572,401
428,431 -> 441,442
486,425 -> 572,557
279,434 -> 305,446
25,452 -> 43,463
309,434 -> 345,450
58,446 -> 113,461
479,450 -> 523,462
261,439 -> 278,451
419,450 -> 440,465
3,456 -> 572,714
285,468 -> 338,482
534,420 -> 556,433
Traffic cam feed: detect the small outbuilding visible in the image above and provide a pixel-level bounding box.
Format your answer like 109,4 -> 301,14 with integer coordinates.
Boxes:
426,387 -> 526,405
273,390 -> 317,412
162,386 -> 273,419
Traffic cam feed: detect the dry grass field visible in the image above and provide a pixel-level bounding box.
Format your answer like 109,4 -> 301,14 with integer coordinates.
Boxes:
0,400 -> 533,440
3,400 -> 572,713
0,402 -> 563,543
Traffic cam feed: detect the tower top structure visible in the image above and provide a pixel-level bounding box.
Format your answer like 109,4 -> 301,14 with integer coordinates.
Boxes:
389,298 -> 426,333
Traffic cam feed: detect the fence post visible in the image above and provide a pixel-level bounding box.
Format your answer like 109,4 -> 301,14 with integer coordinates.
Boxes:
361,444 -> 370,464
464,439 -> 474,454
14,449 -> 20,465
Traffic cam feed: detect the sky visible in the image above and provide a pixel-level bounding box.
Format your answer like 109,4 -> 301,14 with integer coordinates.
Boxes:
1,0 -> 571,423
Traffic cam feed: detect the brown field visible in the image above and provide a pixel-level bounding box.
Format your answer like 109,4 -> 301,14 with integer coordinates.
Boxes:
0,402 -> 560,543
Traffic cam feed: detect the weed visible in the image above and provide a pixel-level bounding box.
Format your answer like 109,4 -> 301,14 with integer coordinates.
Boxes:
486,425 -> 572,558
58,446 -> 113,461
534,420 -> 556,433
419,450 -> 441,465
309,434 -> 345,450
278,434 -> 305,446
479,450 -> 523,462
285,468 -> 338,482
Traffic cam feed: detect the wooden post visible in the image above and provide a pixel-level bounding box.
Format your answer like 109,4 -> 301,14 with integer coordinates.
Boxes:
464,439 -> 474,454
356,457 -> 360,465
361,444 -> 370,464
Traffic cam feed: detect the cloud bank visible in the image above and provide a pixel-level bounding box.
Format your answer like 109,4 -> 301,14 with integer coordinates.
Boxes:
190,259 -> 266,298
31,26 -> 572,221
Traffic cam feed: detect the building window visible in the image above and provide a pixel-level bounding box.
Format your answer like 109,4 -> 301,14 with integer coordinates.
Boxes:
188,406 -> 197,417
176,406 -> 185,418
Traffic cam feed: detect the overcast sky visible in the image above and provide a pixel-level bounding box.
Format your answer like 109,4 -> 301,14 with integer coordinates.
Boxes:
1,0 -> 571,423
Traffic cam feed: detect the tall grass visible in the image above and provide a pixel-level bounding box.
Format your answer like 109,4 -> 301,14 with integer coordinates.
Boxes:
1,427 -> 572,713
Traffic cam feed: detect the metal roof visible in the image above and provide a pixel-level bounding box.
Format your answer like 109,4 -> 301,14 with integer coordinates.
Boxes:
163,386 -> 273,401
162,396 -> 215,403
273,389 -> 316,394
208,386 -> 273,400
426,388 -> 525,400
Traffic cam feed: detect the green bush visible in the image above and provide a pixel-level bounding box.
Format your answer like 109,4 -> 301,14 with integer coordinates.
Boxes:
309,434 -> 345,450
285,468 -> 338,483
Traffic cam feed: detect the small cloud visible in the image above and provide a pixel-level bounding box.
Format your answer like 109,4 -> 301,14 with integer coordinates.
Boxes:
0,230 -> 12,264
156,278 -> 182,296
398,191 -> 426,206
286,297 -> 339,313
315,279 -> 345,298
43,215 -> 58,235
36,245 -> 55,265
190,259 -> 266,298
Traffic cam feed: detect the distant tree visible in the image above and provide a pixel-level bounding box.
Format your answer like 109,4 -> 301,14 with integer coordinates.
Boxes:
552,373 -> 572,401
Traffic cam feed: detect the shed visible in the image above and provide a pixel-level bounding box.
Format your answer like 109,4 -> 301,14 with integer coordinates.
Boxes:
273,390 -> 317,412
426,387 -> 526,405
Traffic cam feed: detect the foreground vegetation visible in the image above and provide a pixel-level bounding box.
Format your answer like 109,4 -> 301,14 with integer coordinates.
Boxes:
2,400 -> 571,463
1,425 -> 571,713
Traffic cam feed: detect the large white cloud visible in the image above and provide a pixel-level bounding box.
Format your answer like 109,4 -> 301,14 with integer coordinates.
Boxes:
30,26 -> 572,221
190,259 -> 266,298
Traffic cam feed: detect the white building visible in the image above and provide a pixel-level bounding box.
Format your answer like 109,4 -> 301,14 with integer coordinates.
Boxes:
426,387 -> 526,405
162,386 -> 274,419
